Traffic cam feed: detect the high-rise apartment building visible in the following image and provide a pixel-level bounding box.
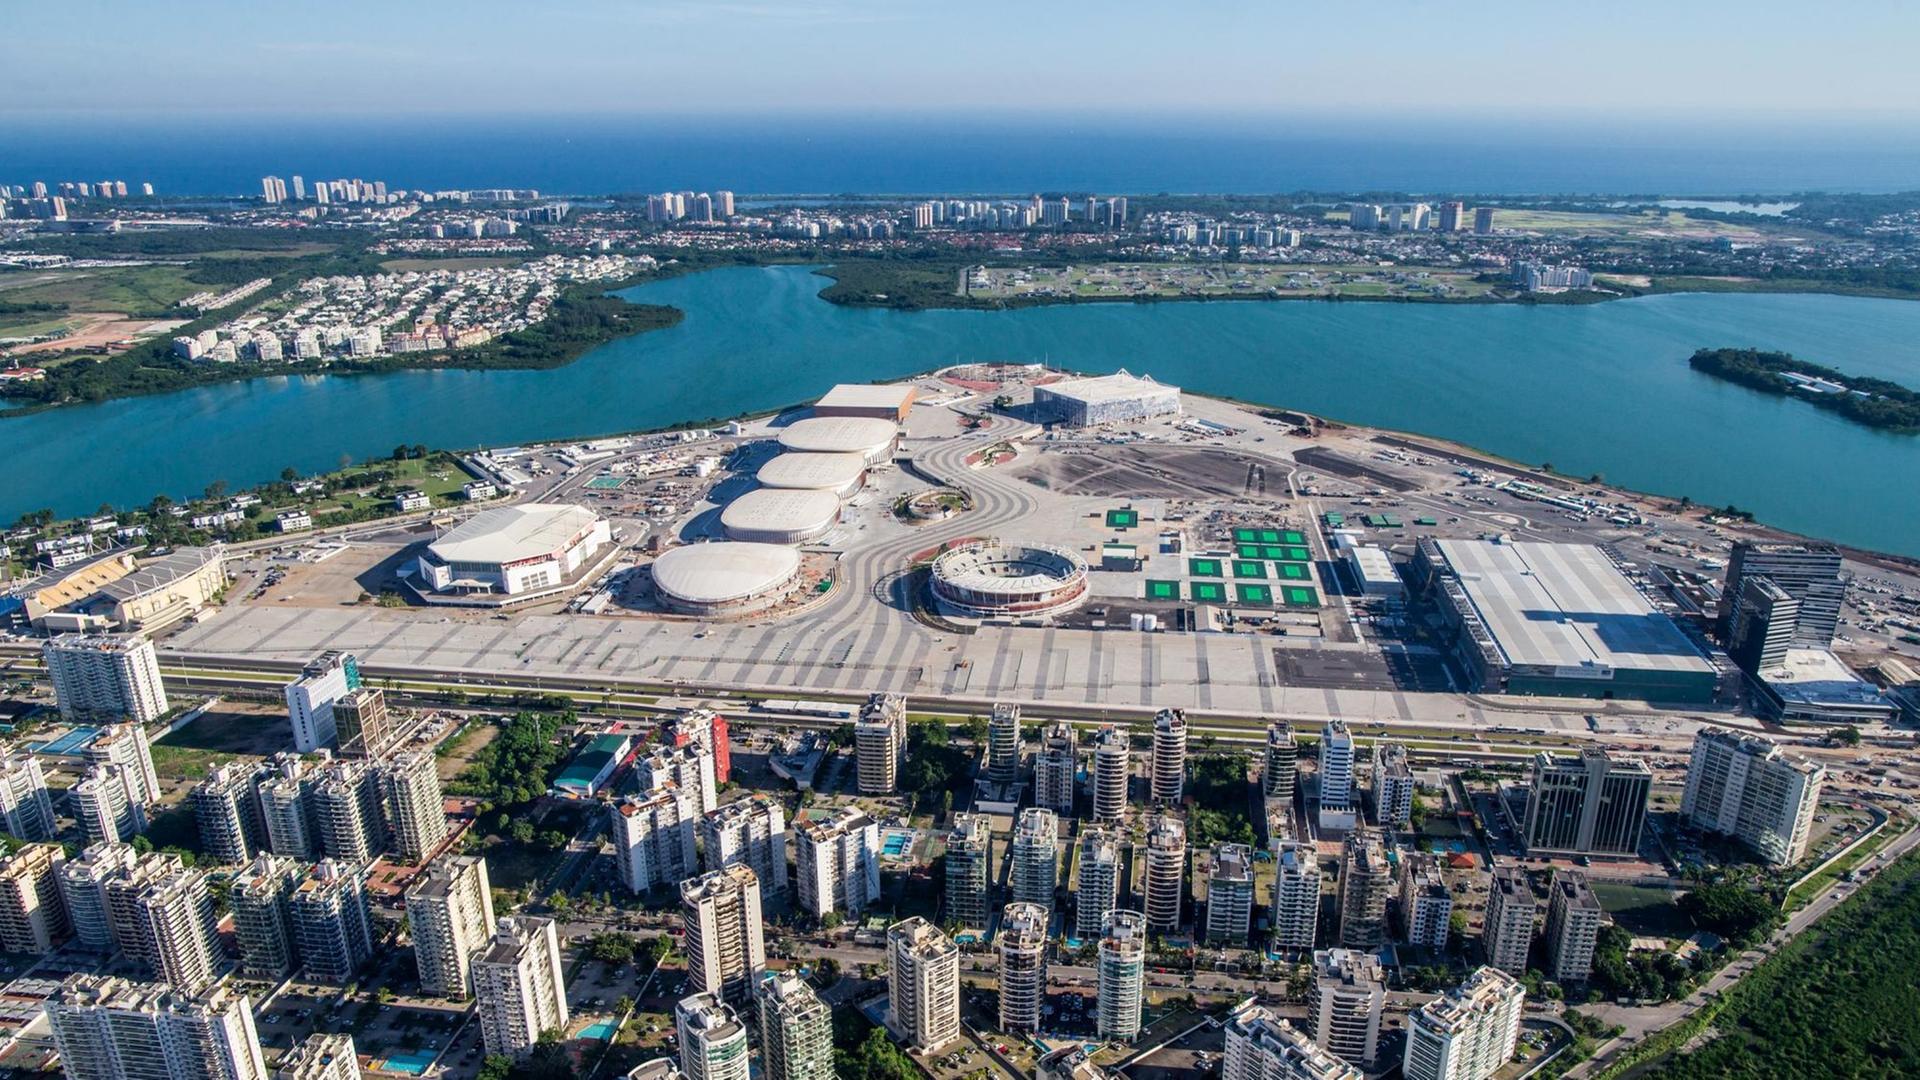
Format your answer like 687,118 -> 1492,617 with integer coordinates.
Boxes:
193,761 -> 267,864
0,752 -> 56,841
699,794 -> 787,900
1372,742 -> 1414,830
0,842 -> 69,952
84,723 -> 161,810
56,841 -> 136,952
886,917 -> 960,1052
757,972 -> 833,1080
611,785 -> 699,894
474,916 -> 569,1057
1483,866 -> 1537,975
1204,843 -> 1255,944
997,902 -> 1049,1033
1319,720 -> 1355,821
258,754 -> 320,860
48,976 -> 266,1080
681,865 -> 765,1005
312,758 -> 385,865
381,750 -> 449,862
1011,807 -> 1060,911
289,860 -> 373,984
104,852 -> 221,992
855,693 -> 908,795
406,853 -> 496,999
1718,541 -> 1845,648
1035,721 -> 1077,813
987,702 -> 1022,784
1338,829 -> 1391,950
333,686 -> 399,759
1313,948 -> 1385,1068
1143,814 -> 1186,932
1680,728 -> 1826,866
1727,576 -> 1801,673
73,763 -> 148,844
1075,825 -> 1121,940
1097,910 -> 1147,1041
1264,722 -> 1298,803
1271,841 -> 1321,953
1091,725 -> 1130,822
1402,967 -> 1525,1080
676,993 -> 751,1080
793,806 -> 880,919
1544,870 -> 1604,984
285,651 -> 361,753
45,634 -> 169,723
1473,206 -> 1495,234
944,813 -> 992,931
1224,1000 -> 1361,1080
229,855 -> 301,978
1150,708 -> 1188,804
1397,854 -> 1453,950
277,1033 -> 358,1080
667,708 -> 731,785
639,744 -> 718,816
1522,750 -> 1651,858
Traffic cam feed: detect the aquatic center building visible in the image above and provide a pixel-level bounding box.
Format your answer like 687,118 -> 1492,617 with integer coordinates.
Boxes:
1033,370 -> 1181,427
1414,538 -> 1716,703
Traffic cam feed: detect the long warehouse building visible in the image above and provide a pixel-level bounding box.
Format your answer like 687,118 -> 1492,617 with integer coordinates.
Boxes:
1415,538 -> 1716,703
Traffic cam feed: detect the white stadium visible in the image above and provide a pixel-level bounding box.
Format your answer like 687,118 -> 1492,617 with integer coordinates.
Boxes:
414,503 -> 612,599
652,541 -> 803,616
776,416 -> 899,465
929,541 -> 1090,619
755,451 -> 868,497
1034,369 -> 1182,427
721,488 -> 842,544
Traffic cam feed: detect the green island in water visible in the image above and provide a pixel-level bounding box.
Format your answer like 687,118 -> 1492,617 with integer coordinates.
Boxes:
1689,347 -> 1920,432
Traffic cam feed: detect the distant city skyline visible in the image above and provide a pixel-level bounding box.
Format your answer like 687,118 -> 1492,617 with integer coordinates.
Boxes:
4,0 -> 1920,119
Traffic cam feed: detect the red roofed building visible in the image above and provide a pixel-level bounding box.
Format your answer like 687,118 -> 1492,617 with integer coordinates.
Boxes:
668,708 -> 731,785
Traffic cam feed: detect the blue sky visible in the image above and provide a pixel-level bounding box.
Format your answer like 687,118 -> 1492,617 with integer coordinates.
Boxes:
5,0 -> 1919,119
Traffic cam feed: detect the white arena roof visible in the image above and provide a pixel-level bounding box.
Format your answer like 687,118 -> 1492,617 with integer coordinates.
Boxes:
428,504 -> 600,566
721,488 -> 841,540
777,416 -> 898,458
1039,369 -> 1179,404
756,452 -> 867,492
1432,539 -> 1711,674
815,383 -> 916,412
652,542 -> 801,605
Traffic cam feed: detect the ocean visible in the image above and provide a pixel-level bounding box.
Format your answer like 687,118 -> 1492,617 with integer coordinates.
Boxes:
8,113 -> 1920,196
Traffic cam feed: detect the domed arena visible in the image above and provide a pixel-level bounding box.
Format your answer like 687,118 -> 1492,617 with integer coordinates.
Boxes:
929,541 -> 1090,618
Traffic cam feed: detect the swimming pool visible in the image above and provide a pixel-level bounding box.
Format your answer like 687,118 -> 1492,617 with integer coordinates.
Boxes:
578,1021 -> 617,1040
31,726 -> 100,756
881,831 -> 913,857
374,1048 -> 439,1076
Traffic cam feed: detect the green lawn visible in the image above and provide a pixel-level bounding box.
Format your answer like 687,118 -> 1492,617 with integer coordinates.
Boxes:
1589,880 -> 1687,937
0,265 -> 202,315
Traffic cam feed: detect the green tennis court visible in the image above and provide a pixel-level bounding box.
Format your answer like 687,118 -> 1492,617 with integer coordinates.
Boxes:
1235,583 -> 1273,605
1187,558 -> 1223,577
1144,580 -> 1180,601
584,475 -> 628,490
1275,545 -> 1313,562
1105,508 -> 1140,529
1280,529 -> 1306,545
1235,544 -> 1264,560
1276,562 -> 1312,581
1232,527 -> 1259,543
1232,560 -> 1268,579
1256,528 -> 1282,544
1282,586 -> 1320,607
1190,581 -> 1227,603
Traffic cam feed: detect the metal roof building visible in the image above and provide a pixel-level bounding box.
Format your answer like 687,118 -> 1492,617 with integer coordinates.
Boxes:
1422,538 -> 1715,703
812,383 -> 917,422
777,417 -> 899,464
417,503 -> 611,597
755,452 -> 868,498
720,488 -> 841,545
652,542 -> 802,616
1033,370 -> 1181,427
